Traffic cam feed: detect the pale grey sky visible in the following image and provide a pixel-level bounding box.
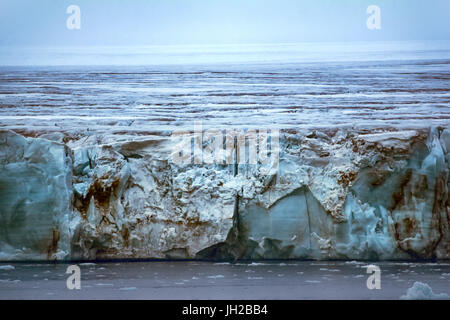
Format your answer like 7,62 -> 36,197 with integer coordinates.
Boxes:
0,0 -> 449,46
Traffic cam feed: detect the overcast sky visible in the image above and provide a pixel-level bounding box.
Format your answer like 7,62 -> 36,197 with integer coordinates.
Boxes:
0,0 -> 449,47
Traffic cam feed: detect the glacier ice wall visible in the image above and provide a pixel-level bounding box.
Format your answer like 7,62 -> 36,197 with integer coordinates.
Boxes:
0,127 -> 449,261
0,130 -> 72,260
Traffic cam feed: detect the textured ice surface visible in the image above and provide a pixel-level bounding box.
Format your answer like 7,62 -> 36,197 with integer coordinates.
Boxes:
1,44 -> 450,261
1,53 -> 450,133
0,130 -> 72,260
0,126 -> 449,261
400,282 -> 450,300
200,127 -> 450,260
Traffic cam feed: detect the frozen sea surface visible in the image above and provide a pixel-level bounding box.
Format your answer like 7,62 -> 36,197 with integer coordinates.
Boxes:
0,261 -> 449,300
0,41 -> 449,134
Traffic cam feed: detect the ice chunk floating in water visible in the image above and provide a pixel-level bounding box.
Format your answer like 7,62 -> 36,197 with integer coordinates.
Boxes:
400,282 -> 450,300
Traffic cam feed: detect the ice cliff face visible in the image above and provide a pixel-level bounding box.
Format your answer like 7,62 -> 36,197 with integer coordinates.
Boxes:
216,128 -> 450,260
0,131 -> 72,260
0,127 -> 449,261
69,135 -> 236,260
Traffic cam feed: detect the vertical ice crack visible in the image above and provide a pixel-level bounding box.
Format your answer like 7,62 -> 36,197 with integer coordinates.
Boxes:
304,191 -> 312,250
233,136 -> 240,241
